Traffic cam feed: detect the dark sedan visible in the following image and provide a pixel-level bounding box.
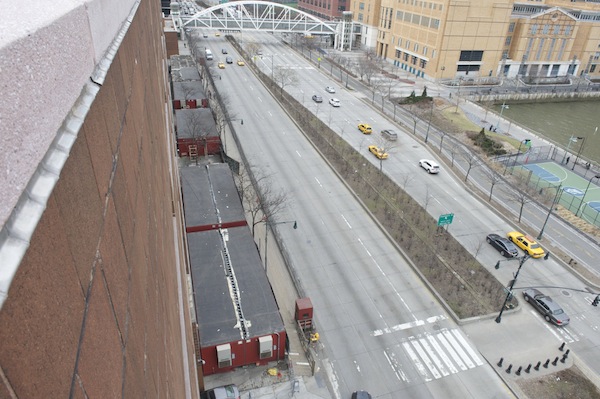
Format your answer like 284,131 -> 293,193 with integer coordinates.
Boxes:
523,288 -> 570,326
486,233 -> 519,258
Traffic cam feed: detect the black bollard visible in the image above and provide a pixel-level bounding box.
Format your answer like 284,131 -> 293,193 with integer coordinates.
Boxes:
559,342 -> 566,351
564,349 -> 570,357
534,361 -> 541,371
543,359 -> 550,368
506,364 -> 512,374
497,358 -> 504,367
516,366 -> 522,376
561,354 -> 567,363
552,357 -> 559,366
241,119 -> 243,125
525,364 -> 532,373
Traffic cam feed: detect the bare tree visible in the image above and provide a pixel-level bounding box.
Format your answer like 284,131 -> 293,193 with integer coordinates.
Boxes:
372,134 -> 400,172
408,104 -> 419,136
423,185 -> 432,211
439,130 -> 450,154
182,110 -> 209,159
245,42 -> 261,58
448,144 -> 461,167
482,167 -> 503,202
236,166 -> 290,236
473,238 -> 485,257
462,151 -> 481,182
504,187 -> 532,223
273,66 -> 299,95
400,173 -> 414,190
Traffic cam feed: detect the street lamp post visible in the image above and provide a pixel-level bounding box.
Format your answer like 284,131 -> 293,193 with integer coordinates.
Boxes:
425,98 -> 434,144
575,174 -> 600,217
561,135 -> 583,164
495,255 -> 530,323
264,219 -> 297,274
495,101 -> 509,131
537,184 -> 563,240
571,136 -> 587,171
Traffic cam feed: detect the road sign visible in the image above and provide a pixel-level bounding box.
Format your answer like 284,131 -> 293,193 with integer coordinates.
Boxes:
437,213 -> 454,226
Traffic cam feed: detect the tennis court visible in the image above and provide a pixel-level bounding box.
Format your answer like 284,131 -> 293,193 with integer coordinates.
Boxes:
514,161 -> 600,226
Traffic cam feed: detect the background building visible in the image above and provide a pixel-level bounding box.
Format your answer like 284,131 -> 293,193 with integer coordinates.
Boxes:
351,0 -> 600,81
0,0 -> 198,397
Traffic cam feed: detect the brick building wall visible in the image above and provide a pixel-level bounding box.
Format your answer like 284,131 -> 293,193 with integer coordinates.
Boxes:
0,0 -> 197,397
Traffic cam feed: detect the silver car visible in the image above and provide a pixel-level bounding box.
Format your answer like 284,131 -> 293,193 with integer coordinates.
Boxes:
523,288 -> 570,326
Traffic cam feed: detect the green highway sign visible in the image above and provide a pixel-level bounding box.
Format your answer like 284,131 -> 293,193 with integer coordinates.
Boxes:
437,213 -> 454,226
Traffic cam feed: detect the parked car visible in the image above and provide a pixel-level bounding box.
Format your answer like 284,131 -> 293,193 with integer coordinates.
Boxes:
257,49 -> 263,55
312,94 -> 323,103
486,233 -> 519,258
226,56 -> 233,64
419,159 -> 440,174
523,288 -> 570,326
506,231 -> 545,258
215,31 -> 221,36
325,86 -> 336,93
221,48 -> 228,54
218,62 -> 225,69
358,124 -> 372,134
381,129 -> 398,141
351,391 -> 372,399
368,145 -> 388,159
329,98 -> 340,107
200,384 -> 240,399
237,60 -> 245,66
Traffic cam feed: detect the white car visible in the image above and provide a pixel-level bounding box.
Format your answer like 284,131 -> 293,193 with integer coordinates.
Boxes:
325,86 -> 336,93
329,98 -> 340,107
419,159 -> 440,174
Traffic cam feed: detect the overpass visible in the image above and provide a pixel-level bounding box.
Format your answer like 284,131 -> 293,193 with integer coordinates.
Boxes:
172,1 -> 353,50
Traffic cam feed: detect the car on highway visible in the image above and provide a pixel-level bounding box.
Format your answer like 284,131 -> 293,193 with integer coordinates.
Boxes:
237,60 -> 245,66
358,124 -> 372,134
506,231 -> 545,258
329,98 -> 340,107
215,31 -> 221,37
523,288 -> 570,326
368,145 -> 388,159
351,391 -> 372,399
226,56 -> 233,64
419,159 -> 440,174
221,48 -> 228,54
486,233 -> 519,258
325,86 -> 336,93
218,62 -> 225,69
381,129 -> 398,141
312,95 -> 323,103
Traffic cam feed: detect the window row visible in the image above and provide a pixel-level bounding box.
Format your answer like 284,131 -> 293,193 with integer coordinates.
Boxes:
530,24 -> 573,36
398,0 -> 443,11
395,10 -> 440,29
395,49 -> 428,68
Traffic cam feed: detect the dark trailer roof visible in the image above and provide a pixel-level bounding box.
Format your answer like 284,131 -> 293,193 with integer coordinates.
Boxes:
180,164 -> 245,228
190,227 -> 283,347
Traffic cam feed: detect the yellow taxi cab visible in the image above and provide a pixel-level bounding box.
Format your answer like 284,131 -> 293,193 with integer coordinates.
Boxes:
237,60 -> 245,66
358,124 -> 372,134
218,62 -> 225,69
215,31 -> 221,37
506,231 -> 545,258
368,145 -> 388,159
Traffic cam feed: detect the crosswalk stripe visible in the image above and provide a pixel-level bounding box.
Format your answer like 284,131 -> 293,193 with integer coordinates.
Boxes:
451,329 -> 484,366
427,334 -> 458,374
412,339 -> 442,379
402,341 -> 432,381
420,337 -> 449,377
436,332 -> 468,371
442,330 -> 476,369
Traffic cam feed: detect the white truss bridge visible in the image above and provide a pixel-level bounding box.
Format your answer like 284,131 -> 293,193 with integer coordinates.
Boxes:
174,1 -> 339,37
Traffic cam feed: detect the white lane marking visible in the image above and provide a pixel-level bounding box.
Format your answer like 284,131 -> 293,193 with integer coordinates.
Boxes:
314,177 -> 323,188
384,349 -> 409,382
296,150 -> 302,157
420,337 -> 448,377
296,362 -> 310,366
372,315 -> 446,336
451,329 -> 484,366
403,342 -> 431,382
412,339 -> 442,379
341,214 -> 352,229
353,360 -> 361,373
288,352 -> 300,356
427,334 -> 457,374
442,330 -> 475,369
530,310 -> 575,343
437,332 -> 467,371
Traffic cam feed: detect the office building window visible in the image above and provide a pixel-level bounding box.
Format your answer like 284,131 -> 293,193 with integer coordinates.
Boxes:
459,50 -> 483,61
565,25 -> 572,35
553,25 -> 560,35
547,38 -> 556,61
412,55 -> 417,65
535,38 -> 545,60
542,24 -> 549,34
508,22 -> 515,33
423,47 -> 428,56
531,24 -> 538,35
557,38 -> 567,60
420,59 -> 427,68
505,36 -> 512,46
414,43 -> 419,52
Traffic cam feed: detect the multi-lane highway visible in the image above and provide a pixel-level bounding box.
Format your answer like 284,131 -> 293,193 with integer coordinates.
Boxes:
200,32 -> 600,398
